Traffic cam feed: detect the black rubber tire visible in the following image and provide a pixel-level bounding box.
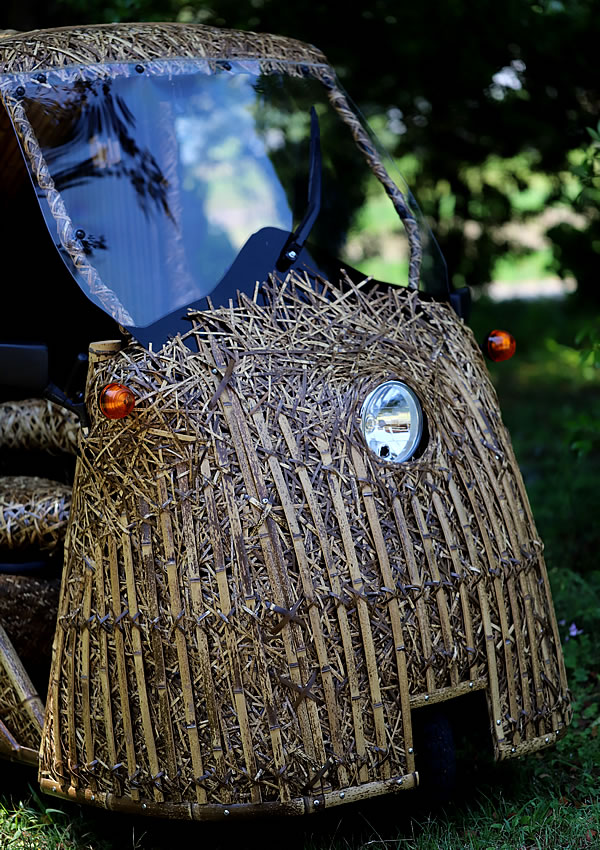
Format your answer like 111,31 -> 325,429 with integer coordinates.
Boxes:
412,706 -> 457,803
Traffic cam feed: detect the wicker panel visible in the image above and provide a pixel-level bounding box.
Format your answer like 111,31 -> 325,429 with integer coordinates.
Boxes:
0,24 -> 422,311
0,399 -> 78,454
0,475 -> 71,552
39,274 -> 570,817
0,574 -> 60,669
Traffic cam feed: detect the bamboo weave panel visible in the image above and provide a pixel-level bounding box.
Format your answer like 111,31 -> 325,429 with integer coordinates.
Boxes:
40,276 -> 570,812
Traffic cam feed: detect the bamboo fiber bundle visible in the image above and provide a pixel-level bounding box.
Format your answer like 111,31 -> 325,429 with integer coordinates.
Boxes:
0,476 -> 71,553
0,400 -> 79,455
0,623 -> 44,765
39,274 -> 570,818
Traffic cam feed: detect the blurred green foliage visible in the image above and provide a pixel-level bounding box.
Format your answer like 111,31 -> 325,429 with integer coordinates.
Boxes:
4,0 -> 599,301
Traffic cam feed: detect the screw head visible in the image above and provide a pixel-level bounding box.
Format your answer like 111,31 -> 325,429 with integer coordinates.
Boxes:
224,809 -> 230,816
424,695 -> 429,701
313,799 -> 320,807
135,64 -> 145,73
511,747 -> 516,753
287,250 -> 297,261
211,368 -> 219,375
52,786 -> 57,792
15,85 -> 25,98
90,794 -> 95,801
35,73 -> 47,83
262,497 -> 269,505
469,681 -> 474,688
408,747 -> 413,754
545,737 -> 549,743
75,229 -> 86,240
397,777 -> 403,785
142,803 -> 147,809
339,791 -> 345,799
496,719 -> 502,726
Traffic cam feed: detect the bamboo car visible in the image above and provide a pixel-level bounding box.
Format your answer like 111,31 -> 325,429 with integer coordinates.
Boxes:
0,21 -> 570,819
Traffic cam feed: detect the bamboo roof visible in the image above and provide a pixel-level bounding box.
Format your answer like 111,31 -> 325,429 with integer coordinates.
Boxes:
0,22 -> 328,75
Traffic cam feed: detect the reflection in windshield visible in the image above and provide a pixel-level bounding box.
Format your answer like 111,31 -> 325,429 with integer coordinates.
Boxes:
13,61 -> 440,329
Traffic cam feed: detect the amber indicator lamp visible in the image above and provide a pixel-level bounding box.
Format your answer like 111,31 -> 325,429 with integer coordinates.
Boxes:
99,383 -> 136,419
484,329 -> 516,362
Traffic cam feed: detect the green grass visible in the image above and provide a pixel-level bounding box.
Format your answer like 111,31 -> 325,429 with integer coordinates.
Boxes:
1,297 -> 598,850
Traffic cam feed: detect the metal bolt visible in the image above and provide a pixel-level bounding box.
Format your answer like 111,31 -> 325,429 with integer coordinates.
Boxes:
15,86 -> 25,98
262,497 -> 269,505
90,794 -> 95,801
35,73 -> 46,83
52,786 -> 57,792
496,719 -> 501,726
286,250 -> 297,261
211,368 -> 219,375
75,229 -> 85,240
142,803 -> 147,809
556,730 -> 560,735
396,777 -> 403,785
313,799 -> 320,807
339,791 -> 345,799
408,747 -> 413,754
469,681 -> 474,688
545,737 -> 549,743
135,64 -> 145,73
224,809 -> 230,816
511,747 -> 516,753
424,695 -> 429,701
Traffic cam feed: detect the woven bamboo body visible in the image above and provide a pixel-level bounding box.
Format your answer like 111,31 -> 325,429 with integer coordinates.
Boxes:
38,277 -> 570,817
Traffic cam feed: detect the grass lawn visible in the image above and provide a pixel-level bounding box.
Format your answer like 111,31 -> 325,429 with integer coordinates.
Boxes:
1,295 -> 598,850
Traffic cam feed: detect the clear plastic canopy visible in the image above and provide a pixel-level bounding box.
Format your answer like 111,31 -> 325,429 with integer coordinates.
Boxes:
1,59 -> 449,330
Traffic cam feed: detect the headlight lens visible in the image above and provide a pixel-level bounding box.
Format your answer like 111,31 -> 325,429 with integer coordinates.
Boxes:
360,380 -> 423,463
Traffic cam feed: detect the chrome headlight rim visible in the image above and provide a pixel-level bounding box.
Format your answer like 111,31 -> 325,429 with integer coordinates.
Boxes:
360,379 -> 425,464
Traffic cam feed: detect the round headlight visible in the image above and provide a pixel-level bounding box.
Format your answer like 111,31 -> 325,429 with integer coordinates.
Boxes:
360,381 -> 423,463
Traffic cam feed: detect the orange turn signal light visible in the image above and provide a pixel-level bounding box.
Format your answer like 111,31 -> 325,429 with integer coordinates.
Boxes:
484,329 -> 516,362
99,383 -> 136,419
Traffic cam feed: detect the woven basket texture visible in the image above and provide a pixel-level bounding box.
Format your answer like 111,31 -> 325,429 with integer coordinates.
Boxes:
0,22 -> 422,315
38,275 -> 570,816
0,22 -> 327,73
0,475 -> 71,552
0,399 -> 78,454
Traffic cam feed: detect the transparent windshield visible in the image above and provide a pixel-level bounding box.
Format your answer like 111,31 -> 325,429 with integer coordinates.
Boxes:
2,59 -> 448,329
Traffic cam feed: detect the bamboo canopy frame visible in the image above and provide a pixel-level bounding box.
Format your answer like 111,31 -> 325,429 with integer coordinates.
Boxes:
0,21 -> 570,819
